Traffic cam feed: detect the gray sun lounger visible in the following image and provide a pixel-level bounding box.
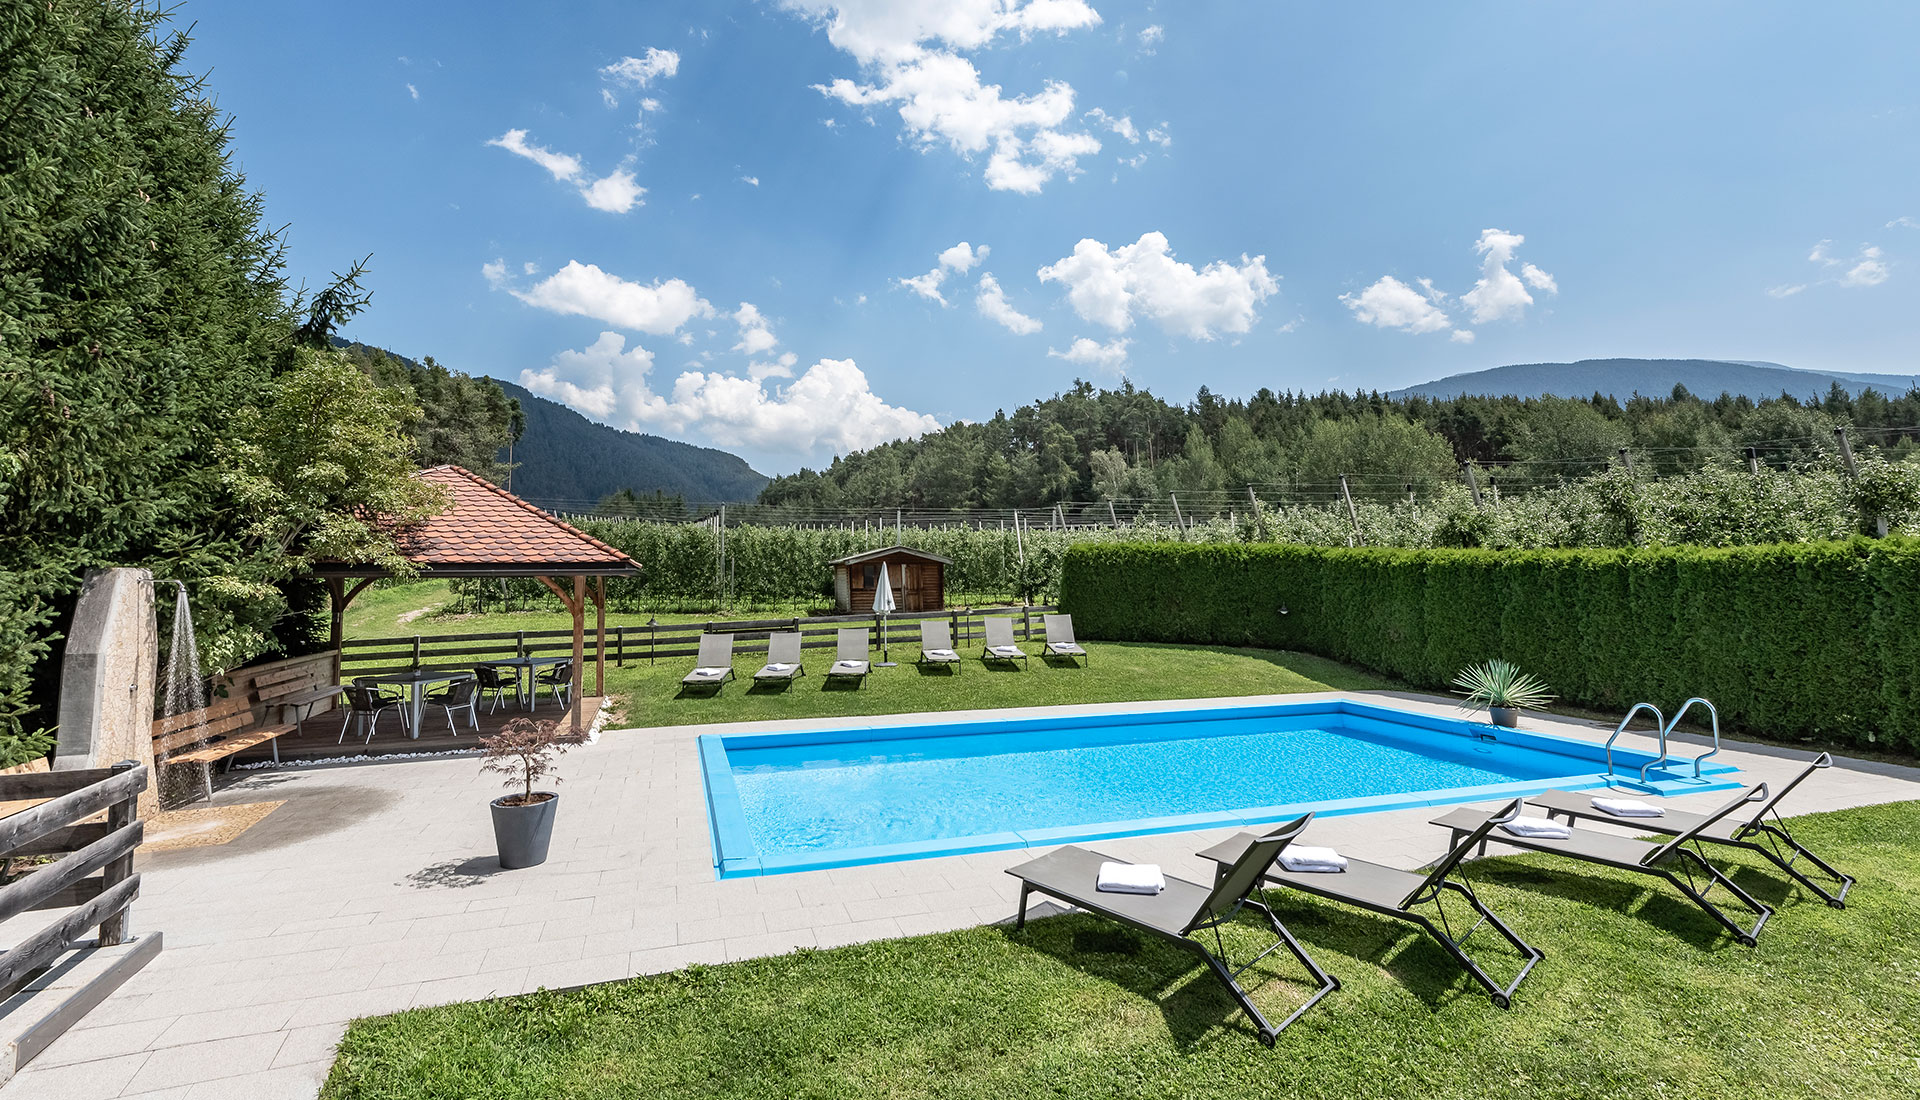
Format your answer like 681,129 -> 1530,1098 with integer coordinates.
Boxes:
751,631 -> 806,688
824,626 -> 871,687
981,616 -> 1028,667
1527,753 -> 1853,908
1431,784 -> 1775,946
1198,799 -> 1542,1007
1042,614 -> 1089,666
917,620 -> 961,674
680,633 -> 735,689
1006,813 -> 1338,1045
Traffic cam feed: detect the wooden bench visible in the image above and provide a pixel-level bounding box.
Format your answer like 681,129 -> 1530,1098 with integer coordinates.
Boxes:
148,650 -> 339,801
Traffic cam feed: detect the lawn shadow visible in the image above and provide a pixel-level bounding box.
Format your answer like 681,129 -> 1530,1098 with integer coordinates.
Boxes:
1262,895 -> 1485,1010
911,661 -> 960,677
1474,863 -> 1740,951
1004,910 -> 1321,1049
744,678 -> 801,696
1038,654 -> 1088,670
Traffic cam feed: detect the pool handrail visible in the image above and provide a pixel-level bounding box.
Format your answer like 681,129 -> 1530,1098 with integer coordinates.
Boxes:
1604,702 -> 1666,779
1641,697 -> 1721,782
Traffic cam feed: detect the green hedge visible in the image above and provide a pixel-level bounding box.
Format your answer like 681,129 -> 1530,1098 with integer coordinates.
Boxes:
1058,539 -> 1920,749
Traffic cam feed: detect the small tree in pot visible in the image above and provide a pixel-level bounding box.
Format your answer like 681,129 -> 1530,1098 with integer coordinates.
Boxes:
1452,659 -> 1555,728
480,717 -> 569,868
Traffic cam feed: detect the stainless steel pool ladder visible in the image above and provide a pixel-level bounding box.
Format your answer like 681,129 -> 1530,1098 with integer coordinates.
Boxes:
1602,703 -> 1665,779
1639,698 -> 1722,783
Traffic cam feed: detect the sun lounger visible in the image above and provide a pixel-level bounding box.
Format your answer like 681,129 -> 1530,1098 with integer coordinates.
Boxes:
1006,814 -> 1338,1045
752,631 -> 806,688
1527,753 -> 1853,907
1197,799 -> 1542,1007
1431,784 -> 1775,946
1042,613 -> 1089,666
825,626 -> 871,687
917,620 -> 961,674
680,633 -> 735,689
981,616 -> 1028,667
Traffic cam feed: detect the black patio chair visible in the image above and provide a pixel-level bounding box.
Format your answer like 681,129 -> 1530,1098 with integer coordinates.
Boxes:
475,664 -> 522,714
1197,799 -> 1542,1007
1005,813 -> 1338,1045
424,677 -> 480,733
1431,784 -> 1775,946
534,659 -> 574,709
339,680 -> 408,745
1527,753 -> 1854,907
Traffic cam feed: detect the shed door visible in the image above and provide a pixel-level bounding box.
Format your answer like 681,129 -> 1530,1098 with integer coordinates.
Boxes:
898,564 -> 918,610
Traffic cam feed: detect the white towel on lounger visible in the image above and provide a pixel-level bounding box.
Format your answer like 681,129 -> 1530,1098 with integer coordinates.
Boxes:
761,663 -> 793,673
923,649 -> 958,661
1592,796 -> 1663,818
987,645 -> 1024,658
832,660 -> 867,674
1096,862 -> 1164,895
1278,846 -> 1348,873
1502,815 -> 1572,839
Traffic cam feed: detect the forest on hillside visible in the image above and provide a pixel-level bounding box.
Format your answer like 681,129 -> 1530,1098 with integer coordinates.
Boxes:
758,379 -> 1920,515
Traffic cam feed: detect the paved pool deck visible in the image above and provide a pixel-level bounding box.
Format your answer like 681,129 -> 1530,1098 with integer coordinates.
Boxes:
6,689 -> 1918,1099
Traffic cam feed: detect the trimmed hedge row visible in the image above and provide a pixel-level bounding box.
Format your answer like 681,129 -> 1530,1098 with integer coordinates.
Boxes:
1058,539 -> 1920,750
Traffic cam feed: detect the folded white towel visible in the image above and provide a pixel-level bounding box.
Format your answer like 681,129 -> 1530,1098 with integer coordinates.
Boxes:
1049,642 -> 1086,653
1096,862 -> 1165,895
923,649 -> 958,660
761,663 -> 794,673
1592,796 -> 1664,818
987,645 -> 1024,657
832,660 -> 867,673
688,667 -> 727,679
1278,845 -> 1348,873
1502,816 -> 1573,839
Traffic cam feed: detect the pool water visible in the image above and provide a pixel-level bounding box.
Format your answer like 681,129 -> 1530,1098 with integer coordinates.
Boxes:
700,700 -> 1740,878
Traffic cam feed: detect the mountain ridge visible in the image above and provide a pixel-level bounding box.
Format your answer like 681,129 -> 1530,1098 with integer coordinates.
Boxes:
1392,358 -> 1920,401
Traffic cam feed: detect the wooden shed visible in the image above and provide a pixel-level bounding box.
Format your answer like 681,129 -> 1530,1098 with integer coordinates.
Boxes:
829,546 -> 950,614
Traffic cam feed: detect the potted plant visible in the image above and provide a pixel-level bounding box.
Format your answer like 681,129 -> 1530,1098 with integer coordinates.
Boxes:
480,717 -> 569,869
1451,659 -> 1555,728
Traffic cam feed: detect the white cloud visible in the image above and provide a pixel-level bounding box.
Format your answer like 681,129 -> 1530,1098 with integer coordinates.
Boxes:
522,261 -> 539,275
601,48 -> 681,97
481,259 -> 508,289
939,241 -> 987,273
1047,336 -> 1130,371
1145,124 -> 1171,147
732,302 -> 779,356
521,331 -> 941,457
740,175 -> 760,186
1789,238 -> 1892,293
1340,276 -> 1454,335
580,168 -> 645,213
899,241 -> 990,304
486,129 -> 583,181
406,83 -> 419,100
782,1 -> 1108,193
749,352 -> 798,382
1138,24 -> 1164,49
1460,228 -> 1553,324
1842,246 -> 1890,287
1085,107 -> 1137,143
1037,231 -> 1278,339
1347,228 -> 1551,338
975,273 -> 1041,334
1890,216 -> 1920,230
487,129 -> 644,214
510,261 -> 714,334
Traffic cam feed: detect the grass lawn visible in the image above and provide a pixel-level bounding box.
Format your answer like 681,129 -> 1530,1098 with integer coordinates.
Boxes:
599,641 -> 1396,729
321,801 -> 1919,1100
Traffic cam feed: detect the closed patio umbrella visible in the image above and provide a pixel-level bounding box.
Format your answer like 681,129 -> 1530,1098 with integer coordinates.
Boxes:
874,562 -> 896,665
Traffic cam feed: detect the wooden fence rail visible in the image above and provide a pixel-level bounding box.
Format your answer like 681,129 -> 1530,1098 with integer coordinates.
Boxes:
339,604 -> 1059,675
0,762 -> 160,1081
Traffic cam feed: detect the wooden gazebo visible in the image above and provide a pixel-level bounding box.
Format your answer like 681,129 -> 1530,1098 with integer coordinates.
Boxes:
314,465 -> 641,732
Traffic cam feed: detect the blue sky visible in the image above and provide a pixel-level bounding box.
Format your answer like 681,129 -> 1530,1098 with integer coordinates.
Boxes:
186,1 -> 1919,473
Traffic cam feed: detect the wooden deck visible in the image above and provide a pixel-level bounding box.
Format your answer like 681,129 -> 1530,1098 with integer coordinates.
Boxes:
224,695 -> 605,766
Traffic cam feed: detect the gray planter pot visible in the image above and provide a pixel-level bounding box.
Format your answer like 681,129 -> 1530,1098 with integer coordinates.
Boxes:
1488,706 -> 1520,728
491,792 -> 558,869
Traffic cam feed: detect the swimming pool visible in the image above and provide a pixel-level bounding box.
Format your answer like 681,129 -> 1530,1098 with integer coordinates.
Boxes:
699,699 -> 1740,878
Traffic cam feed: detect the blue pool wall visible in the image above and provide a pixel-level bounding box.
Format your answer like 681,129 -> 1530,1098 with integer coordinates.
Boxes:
699,698 -> 1740,880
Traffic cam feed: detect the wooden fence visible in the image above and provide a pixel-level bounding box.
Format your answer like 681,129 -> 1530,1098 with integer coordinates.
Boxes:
0,762 -> 159,1080
339,604 -> 1059,675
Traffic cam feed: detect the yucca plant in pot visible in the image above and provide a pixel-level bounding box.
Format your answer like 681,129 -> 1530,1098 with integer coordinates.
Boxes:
1452,659 -> 1555,728
480,717 -> 569,869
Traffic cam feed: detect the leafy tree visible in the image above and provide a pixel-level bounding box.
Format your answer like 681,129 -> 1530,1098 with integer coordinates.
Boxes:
1289,416 -> 1459,499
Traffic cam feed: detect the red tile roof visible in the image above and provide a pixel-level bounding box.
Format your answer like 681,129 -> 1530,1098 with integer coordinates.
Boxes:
383,466 -> 640,573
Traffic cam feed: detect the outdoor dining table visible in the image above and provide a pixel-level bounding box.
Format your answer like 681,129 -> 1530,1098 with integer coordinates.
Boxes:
357,666 -> 476,738
479,655 -> 573,710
